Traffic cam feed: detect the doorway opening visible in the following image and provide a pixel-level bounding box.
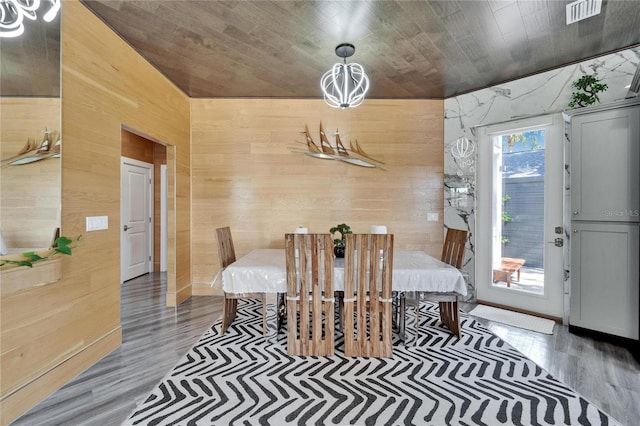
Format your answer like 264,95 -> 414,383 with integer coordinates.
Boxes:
120,128 -> 169,283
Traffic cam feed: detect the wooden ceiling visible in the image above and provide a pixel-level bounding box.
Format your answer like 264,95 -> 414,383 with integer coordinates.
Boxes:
2,1 -> 639,99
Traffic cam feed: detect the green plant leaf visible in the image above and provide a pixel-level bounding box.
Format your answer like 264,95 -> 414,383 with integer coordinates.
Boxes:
2,260 -> 35,267
27,253 -> 46,262
55,236 -> 72,246
55,245 -> 72,255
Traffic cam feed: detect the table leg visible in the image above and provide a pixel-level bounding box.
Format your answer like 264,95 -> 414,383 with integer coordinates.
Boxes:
401,292 -> 419,346
398,293 -> 405,339
264,293 -> 279,343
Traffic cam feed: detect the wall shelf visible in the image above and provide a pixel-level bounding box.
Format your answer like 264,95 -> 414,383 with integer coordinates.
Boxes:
0,257 -> 62,297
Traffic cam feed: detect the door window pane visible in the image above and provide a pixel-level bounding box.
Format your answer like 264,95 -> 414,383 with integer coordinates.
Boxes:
492,130 -> 545,294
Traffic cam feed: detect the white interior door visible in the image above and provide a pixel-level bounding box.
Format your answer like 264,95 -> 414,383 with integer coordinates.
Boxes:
121,158 -> 153,283
476,114 -> 564,318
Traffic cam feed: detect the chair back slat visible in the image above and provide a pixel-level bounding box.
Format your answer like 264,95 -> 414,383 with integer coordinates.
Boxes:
441,228 -> 467,269
344,233 -> 394,358
285,233 -> 334,356
215,226 -> 236,268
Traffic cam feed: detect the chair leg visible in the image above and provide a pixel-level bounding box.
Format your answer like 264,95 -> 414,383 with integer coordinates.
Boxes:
221,296 -> 237,334
276,293 -> 286,333
337,291 -> 344,332
438,301 -> 460,337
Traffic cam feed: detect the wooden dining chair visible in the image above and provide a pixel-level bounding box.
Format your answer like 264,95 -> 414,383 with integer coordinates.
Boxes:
343,233 -> 394,358
406,228 -> 467,339
435,228 -> 467,336
441,228 -> 467,270
285,233 -> 335,356
216,226 -> 265,334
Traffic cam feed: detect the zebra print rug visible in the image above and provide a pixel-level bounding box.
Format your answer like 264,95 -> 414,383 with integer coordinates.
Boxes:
123,300 -> 620,426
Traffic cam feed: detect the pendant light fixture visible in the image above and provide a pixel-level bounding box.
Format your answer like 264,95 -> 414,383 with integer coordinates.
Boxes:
0,0 -> 60,38
320,43 -> 369,109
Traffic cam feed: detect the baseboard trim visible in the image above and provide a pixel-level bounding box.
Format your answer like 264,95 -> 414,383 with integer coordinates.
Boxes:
475,299 -> 563,323
192,282 -> 221,296
0,327 -> 122,426
569,325 -> 640,360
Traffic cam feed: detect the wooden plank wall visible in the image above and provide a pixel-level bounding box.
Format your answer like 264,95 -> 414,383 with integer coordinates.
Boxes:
121,130 -> 154,163
0,98 -> 61,249
0,1 -> 190,423
190,99 -> 444,292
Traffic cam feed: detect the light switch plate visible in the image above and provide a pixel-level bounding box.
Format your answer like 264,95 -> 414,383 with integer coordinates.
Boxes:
427,212 -> 438,221
86,216 -> 108,231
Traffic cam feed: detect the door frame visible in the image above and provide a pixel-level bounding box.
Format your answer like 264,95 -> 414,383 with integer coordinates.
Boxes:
120,157 -> 154,283
120,125 -> 176,306
475,113 -> 565,319
160,164 -> 168,272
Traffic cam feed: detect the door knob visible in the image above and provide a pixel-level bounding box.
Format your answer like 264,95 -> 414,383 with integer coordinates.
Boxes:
123,225 -> 130,231
573,211 -> 579,215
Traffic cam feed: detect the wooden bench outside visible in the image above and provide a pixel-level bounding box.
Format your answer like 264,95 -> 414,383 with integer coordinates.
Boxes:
493,257 -> 526,287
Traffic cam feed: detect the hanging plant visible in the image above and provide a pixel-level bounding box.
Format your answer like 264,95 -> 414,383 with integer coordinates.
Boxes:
568,74 -> 608,108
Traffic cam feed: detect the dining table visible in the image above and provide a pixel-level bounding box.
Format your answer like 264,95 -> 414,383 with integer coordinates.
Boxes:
221,248 -> 467,344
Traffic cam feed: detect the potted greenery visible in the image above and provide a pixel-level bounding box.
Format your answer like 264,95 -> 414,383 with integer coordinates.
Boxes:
0,235 -> 82,268
330,223 -> 352,258
568,74 -> 608,108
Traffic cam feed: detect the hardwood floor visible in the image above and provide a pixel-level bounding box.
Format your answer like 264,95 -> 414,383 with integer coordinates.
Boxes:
459,303 -> 640,426
11,274 -> 639,426
10,273 -> 222,426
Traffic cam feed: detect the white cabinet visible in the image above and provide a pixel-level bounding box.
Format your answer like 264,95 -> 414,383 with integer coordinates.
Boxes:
570,222 -> 639,339
570,105 -> 640,223
567,99 -> 640,342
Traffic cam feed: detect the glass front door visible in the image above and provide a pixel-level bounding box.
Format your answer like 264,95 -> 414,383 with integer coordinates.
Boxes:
476,115 -> 564,318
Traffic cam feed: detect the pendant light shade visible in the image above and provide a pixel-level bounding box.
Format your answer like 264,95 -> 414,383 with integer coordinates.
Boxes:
320,43 -> 369,109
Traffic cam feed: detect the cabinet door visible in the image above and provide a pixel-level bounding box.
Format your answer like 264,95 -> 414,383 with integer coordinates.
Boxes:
571,106 -> 640,222
570,222 -> 639,339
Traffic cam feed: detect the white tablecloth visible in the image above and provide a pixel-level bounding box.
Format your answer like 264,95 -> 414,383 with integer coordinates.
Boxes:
222,249 -> 467,296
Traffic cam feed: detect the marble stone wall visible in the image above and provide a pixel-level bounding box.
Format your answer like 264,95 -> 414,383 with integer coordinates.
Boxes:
444,47 -> 640,302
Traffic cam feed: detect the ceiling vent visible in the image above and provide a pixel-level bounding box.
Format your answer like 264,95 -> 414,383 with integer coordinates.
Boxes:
566,0 -> 602,25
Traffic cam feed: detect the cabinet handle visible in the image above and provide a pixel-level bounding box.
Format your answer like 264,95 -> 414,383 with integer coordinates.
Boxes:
573,211 -> 579,215
573,229 -> 578,233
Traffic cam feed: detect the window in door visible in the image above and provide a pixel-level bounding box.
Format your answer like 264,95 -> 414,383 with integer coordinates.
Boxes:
491,129 -> 546,295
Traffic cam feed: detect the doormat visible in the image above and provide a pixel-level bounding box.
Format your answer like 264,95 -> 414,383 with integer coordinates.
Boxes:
469,304 -> 555,334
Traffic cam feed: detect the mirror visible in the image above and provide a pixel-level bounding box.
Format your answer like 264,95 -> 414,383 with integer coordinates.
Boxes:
0,2 -> 61,255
